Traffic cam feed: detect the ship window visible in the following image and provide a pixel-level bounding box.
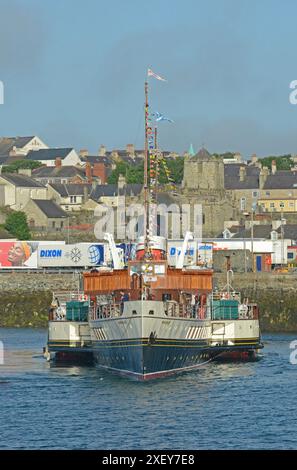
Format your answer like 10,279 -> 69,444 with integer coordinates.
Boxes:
132,310 -> 137,315
149,310 -> 154,315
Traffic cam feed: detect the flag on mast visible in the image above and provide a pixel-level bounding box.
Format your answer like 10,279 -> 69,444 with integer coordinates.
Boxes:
153,111 -> 174,123
147,68 -> 167,82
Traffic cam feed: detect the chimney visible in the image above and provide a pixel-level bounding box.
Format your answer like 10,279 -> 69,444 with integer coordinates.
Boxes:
83,185 -> 89,204
271,160 -> 277,175
85,161 -> 92,183
98,145 -> 106,156
18,168 -> 32,177
79,149 -> 88,158
126,144 -> 135,156
251,153 -> 258,164
239,166 -> 246,182
118,174 -> 126,189
255,161 -> 262,169
55,157 -> 62,168
259,166 -> 269,189
93,162 -> 107,184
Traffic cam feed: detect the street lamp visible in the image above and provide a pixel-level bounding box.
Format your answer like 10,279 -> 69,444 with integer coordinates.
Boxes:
280,202 -> 285,267
250,202 -> 257,273
243,211 -> 249,273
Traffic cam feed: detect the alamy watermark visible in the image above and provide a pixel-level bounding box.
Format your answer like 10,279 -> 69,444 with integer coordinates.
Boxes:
289,340 -> 297,364
0,340 -> 3,365
93,201 -> 203,241
289,80 -> 297,104
0,81 -> 4,105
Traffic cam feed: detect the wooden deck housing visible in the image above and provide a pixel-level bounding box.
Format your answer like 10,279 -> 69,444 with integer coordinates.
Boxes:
83,267 -> 213,294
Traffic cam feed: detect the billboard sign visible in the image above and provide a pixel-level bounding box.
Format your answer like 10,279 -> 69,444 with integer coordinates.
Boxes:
167,241 -> 197,266
38,243 -> 105,267
197,242 -> 213,268
0,241 -> 39,268
0,241 -> 64,269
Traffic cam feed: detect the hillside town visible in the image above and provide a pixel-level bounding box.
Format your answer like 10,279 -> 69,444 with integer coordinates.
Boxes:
0,134 -> 297,272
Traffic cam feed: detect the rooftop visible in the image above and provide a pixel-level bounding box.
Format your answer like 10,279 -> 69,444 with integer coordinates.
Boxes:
0,136 -> 35,156
232,224 -> 297,240
90,183 -> 143,200
224,164 -> 260,189
0,173 -> 45,188
32,199 -> 68,218
191,147 -> 212,161
32,165 -> 86,178
26,148 -> 74,161
263,171 -> 297,189
49,183 -> 92,197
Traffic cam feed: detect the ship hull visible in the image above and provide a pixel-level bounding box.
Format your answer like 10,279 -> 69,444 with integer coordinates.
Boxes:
47,320 -> 93,364
92,339 -> 213,380
89,300 -> 262,380
92,339 -> 261,380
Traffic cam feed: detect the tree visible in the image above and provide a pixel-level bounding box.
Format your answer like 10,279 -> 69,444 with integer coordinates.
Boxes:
2,160 -> 43,174
107,158 -> 184,185
107,162 -> 129,184
260,155 -> 294,170
4,211 -> 31,240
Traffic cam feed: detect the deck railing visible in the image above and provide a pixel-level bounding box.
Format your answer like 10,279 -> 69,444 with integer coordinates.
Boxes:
49,291 -> 88,321
94,303 -> 122,319
164,301 -> 211,320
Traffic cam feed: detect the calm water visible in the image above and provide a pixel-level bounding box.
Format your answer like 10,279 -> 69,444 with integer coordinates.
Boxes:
0,328 -> 296,450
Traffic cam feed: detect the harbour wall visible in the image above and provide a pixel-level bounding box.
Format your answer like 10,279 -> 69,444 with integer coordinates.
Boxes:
0,272 -> 296,331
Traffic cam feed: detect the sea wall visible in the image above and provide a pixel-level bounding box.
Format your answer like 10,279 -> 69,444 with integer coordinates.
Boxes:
0,272 -> 78,328
215,273 -> 297,332
0,272 -> 297,331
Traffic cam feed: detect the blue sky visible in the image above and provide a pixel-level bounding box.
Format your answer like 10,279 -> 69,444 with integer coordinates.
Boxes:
0,0 -> 297,157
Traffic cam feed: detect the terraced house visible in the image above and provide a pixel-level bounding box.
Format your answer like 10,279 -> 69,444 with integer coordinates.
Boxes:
0,173 -> 47,210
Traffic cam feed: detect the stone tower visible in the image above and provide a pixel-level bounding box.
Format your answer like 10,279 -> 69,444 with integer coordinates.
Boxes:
180,147 -> 235,237
182,147 -> 224,192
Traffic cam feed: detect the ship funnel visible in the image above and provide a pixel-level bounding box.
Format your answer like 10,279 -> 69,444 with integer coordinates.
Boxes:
136,235 -> 167,261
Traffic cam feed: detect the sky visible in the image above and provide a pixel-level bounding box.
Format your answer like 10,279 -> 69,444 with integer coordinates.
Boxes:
1,0 -> 297,157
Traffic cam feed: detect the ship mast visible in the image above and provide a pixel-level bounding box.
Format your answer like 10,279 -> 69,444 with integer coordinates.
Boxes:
144,80 -> 151,259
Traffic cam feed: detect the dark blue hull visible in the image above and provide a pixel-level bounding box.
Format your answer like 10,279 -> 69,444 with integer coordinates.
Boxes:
92,338 -> 261,380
